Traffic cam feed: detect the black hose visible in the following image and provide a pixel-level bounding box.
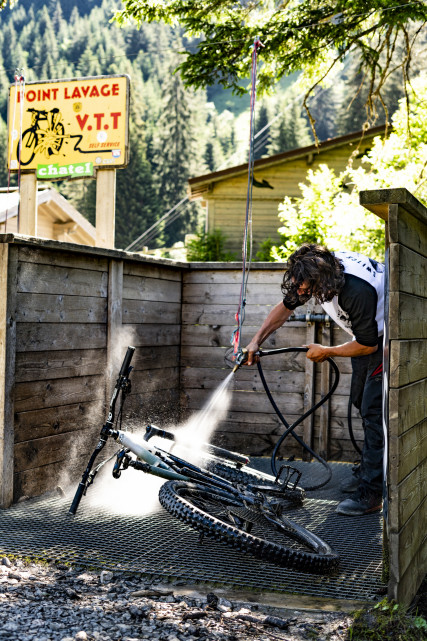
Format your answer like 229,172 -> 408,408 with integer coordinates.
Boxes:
256,347 -> 340,491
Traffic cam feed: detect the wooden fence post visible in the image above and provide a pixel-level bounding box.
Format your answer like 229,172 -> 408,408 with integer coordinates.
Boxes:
96,169 -> 116,249
302,319 -> 316,460
319,318 -> 332,460
106,259 -> 123,403
19,173 -> 37,236
0,244 -> 18,507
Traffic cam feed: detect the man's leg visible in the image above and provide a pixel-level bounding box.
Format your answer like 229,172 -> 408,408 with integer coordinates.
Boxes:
337,345 -> 384,515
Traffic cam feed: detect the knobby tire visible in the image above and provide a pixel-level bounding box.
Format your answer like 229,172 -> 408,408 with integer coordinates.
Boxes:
159,481 -> 339,574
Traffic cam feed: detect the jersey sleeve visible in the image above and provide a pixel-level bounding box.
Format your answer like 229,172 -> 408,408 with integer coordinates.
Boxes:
338,275 -> 379,346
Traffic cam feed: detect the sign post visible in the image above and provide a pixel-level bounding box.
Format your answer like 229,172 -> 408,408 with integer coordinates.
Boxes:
8,75 -> 130,248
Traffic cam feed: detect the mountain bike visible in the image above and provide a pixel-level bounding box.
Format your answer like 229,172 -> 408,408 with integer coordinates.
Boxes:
69,346 -> 340,574
18,107 -> 66,165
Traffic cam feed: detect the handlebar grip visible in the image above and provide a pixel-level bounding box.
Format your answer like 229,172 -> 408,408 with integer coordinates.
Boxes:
69,482 -> 86,515
119,346 -> 135,377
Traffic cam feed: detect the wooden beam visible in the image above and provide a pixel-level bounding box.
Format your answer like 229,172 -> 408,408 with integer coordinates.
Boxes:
19,173 -> 37,236
319,320 -> 332,460
96,169 -> 116,249
106,259 -> 123,401
302,321 -> 316,461
0,244 -> 18,508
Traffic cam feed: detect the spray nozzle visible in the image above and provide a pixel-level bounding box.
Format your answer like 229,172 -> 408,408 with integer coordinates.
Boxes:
232,348 -> 249,373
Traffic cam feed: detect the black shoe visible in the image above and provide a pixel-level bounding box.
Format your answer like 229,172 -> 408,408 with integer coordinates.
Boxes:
336,487 -> 382,516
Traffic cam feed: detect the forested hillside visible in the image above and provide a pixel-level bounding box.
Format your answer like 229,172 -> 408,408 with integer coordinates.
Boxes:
0,0 -> 407,250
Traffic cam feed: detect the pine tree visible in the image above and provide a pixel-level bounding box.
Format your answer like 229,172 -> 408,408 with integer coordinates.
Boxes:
152,65 -> 200,246
268,91 -> 312,155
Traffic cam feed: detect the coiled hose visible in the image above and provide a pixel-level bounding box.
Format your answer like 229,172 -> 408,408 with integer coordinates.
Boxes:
256,347 -> 340,491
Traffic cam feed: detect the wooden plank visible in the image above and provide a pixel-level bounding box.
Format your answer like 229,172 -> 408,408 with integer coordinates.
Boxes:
302,322 -> 316,460
182,282 -> 284,305
17,262 -> 109,297
15,349 -> 106,382
388,498 -> 427,605
180,324 -> 308,348
124,261 -> 182,281
389,340 -> 427,387
388,203 -> 427,257
185,388 -> 304,415
14,375 -> 105,413
16,293 -> 107,323
319,322 -> 332,459
123,273 -> 181,303
181,345 -> 307,370
14,428 -> 101,472
389,418 -> 427,485
389,243 -> 427,297
184,269 -> 283,285
16,323 -> 107,352
129,367 -> 180,394
389,530 -> 427,607
389,379 -> 427,436
182,366 -> 305,393
14,400 -> 104,443
0,244 -> 18,508
131,324 -> 181,347
394,456 -> 427,529
122,299 -> 181,325
18,245 -> 108,272
388,292 -> 427,340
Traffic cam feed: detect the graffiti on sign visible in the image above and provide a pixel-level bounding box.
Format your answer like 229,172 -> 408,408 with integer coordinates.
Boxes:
8,75 -> 130,177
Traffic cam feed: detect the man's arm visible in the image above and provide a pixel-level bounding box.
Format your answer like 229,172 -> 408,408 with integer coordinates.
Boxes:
245,302 -> 293,365
304,341 -> 378,363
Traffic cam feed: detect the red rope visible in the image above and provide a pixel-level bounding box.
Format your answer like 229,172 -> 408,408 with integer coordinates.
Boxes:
232,38 -> 264,357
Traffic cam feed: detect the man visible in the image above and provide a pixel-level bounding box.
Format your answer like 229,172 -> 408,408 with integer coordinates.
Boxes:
245,243 -> 385,516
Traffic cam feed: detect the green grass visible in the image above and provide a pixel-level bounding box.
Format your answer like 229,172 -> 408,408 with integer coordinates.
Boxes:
347,598 -> 427,641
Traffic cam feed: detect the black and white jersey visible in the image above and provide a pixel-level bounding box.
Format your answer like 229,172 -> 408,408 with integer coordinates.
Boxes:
322,251 -> 385,345
283,250 -> 385,347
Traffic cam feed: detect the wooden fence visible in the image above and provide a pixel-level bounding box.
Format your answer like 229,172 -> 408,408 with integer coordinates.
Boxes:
0,186 -> 425,604
360,188 -> 427,606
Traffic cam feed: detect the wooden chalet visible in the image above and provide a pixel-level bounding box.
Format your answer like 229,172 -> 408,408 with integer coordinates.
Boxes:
0,187 -> 96,246
188,125 -> 386,253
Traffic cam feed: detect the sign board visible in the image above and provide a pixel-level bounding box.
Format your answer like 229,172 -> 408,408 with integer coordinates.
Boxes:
7,75 -> 130,179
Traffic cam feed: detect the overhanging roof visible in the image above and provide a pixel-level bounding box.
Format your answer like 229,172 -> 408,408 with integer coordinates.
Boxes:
188,124 -> 386,194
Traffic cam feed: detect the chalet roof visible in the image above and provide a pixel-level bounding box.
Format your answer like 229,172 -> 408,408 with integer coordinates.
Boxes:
0,187 -> 96,244
188,124 -> 386,194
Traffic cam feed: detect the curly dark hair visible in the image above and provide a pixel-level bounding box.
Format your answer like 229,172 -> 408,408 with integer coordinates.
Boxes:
281,243 -> 345,307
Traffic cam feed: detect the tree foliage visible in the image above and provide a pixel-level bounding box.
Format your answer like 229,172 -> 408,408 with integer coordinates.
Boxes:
270,72 -> 427,262
115,1 -> 427,141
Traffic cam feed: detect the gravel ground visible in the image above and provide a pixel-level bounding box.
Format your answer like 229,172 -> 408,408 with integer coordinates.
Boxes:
0,556 -> 353,641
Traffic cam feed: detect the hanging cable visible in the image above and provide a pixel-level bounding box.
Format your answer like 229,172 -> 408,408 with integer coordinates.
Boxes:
5,69 -> 25,233
231,37 -> 264,359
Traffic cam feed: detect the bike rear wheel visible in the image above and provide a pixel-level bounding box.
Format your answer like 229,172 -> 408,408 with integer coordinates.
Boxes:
159,481 -> 339,574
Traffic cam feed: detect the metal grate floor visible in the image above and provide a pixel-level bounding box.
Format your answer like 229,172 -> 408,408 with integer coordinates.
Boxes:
0,460 -> 383,602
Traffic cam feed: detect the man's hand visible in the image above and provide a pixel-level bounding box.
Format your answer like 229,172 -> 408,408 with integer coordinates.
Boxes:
304,343 -> 330,363
244,341 -> 260,366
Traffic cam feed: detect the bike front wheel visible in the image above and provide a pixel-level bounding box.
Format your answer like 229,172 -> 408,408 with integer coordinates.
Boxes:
159,481 -> 339,574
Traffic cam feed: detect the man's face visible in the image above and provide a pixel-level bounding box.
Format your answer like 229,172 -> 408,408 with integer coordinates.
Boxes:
296,280 -> 311,297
